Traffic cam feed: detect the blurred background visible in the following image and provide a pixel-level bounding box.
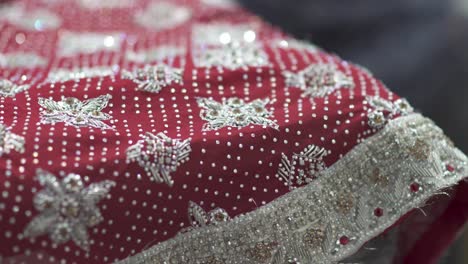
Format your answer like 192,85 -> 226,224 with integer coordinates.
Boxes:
236,0 -> 468,263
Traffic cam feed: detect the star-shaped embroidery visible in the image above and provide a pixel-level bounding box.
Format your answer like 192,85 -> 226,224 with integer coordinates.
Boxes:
0,79 -> 30,97
126,132 -> 191,186
197,97 -> 278,131
38,94 -> 113,129
23,170 -> 115,250
122,65 -> 183,93
0,123 -> 25,156
283,64 -> 354,99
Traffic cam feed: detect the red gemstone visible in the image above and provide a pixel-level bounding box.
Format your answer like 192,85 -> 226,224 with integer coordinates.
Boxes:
374,207 -> 384,217
410,182 -> 420,192
446,164 -> 455,172
339,236 -> 350,245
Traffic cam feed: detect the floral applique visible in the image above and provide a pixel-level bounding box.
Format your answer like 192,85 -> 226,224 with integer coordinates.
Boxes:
23,170 -> 115,250
126,132 -> 191,187
0,124 -> 25,156
366,97 -> 413,129
283,64 -> 354,99
122,65 -> 183,93
277,144 -> 328,190
197,97 -> 279,131
38,94 -> 113,129
0,79 -> 30,97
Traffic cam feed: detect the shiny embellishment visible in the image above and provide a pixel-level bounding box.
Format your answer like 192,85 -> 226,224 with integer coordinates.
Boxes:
135,2 -> 191,30
126,132 -> 191,186
303,228 -> 326,248
0,52 -> 47,68
119,114 -> 468,264
246,242 -> 279,262
284,64 -> 354,99
192,24 -> 269,69
125,46 -> 186,63
407,139 -> 431,161
197,97 -> 278,131
187,201 -> 230,229
274,38 -> 319,53
277,144 -> 328,190
0,124 -> 25,156
122,65 -> 183,93
0,79 -> 30,97
38,94 -> 113,129
46,66 -> 116,83
77,0 -> 133,9
367,97 -> 414,129
58,32 -> 122,56
202,0 -> 238,8
0,5 -> 61,30
23,170 -> 115,250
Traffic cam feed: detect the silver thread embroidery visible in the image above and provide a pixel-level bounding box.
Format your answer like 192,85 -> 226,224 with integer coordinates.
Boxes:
0,52 -> 47,68
197,97 -> 279,131
46,66 -> 117,83
135,2 -> 191,31
38,94 -> 113,129
126,132 -> 191,187
186,201 -> 230,229
58,32 -> 122,56
0,124 -> 25,156
277,144 -> 328,190
125,46 -> 186,63
77,0 -> 133,9
0,79 -> 30,97
366,97 -> 413,129
122,65 -> 183,93
192,24 -> 269,69
0,5 -> 61,30
283,64 -> 354,99
23,170 -> 115,250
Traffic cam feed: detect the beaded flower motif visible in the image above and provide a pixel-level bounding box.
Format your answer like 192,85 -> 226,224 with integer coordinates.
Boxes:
0,79 -> 30,97
23,170 -> 115,250
0,124 -> 25,156
197,97 -> 279,131
134,2 -> 191,31
126,132 -> 191,187
283,64 -> 354,99
277,144 -> 328,190
38,94 -> 113,129
366,96 -> 413,129
181,201 -> 230,232
122,65 -> 183,93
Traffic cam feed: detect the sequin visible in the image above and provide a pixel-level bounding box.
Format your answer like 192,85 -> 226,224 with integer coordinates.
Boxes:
197,97 -> 278,131
0,124 -> 25,156
122,65 -> 183,93
0,52 -> 47,68
58,32 -> 122,56
367,96 -> 414,129
126,132 -> 191,186
46,66 -> 116,83
125,46 -> 186,63
0,5 -> 61,30
0,79 -> 30,97
23,170 -> 115,250
134,2 -> 191,31
187,201 -> 230,228
38,94 -> 113,129
277,144 -> 328,190
192,24 -> 269,69
284,64 -> 354,99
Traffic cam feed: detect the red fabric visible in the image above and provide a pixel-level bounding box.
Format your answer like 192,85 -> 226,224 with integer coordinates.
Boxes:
0,1 -> 465,263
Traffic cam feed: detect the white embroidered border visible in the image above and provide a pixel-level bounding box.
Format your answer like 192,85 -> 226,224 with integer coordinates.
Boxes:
117,114 -> 468,264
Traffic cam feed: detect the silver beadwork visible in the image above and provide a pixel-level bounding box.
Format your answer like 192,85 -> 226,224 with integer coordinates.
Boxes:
23,170 -> 115,250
